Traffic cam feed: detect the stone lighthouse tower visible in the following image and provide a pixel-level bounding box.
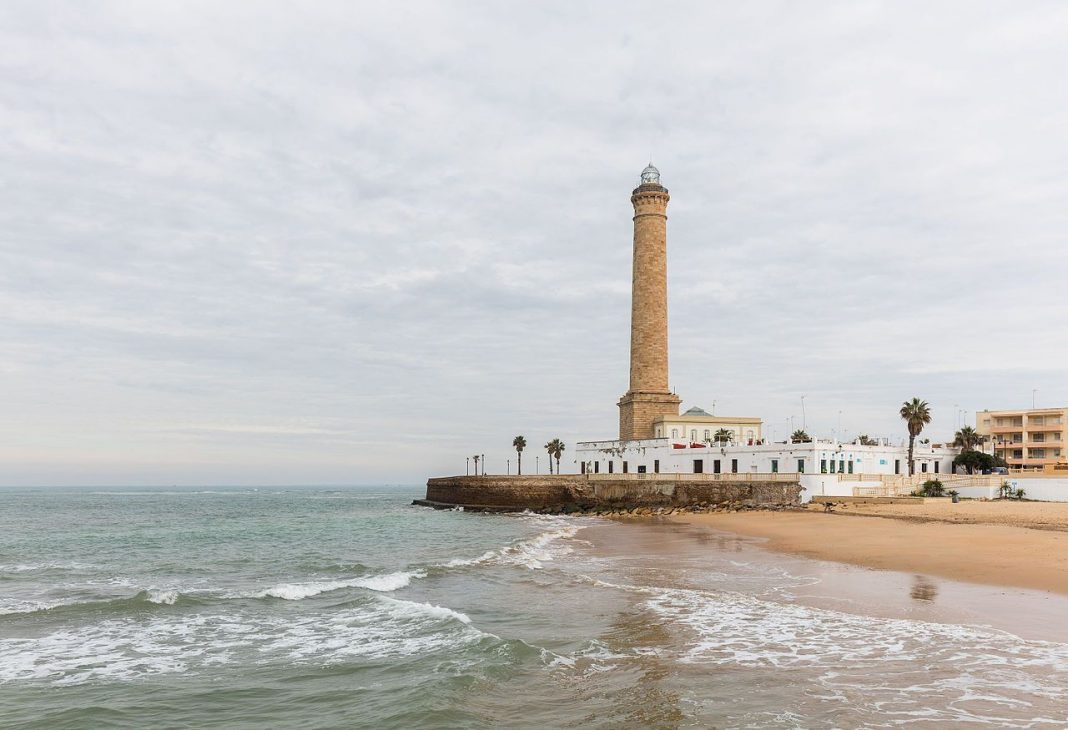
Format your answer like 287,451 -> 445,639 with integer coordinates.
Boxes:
618,163 -> 681,440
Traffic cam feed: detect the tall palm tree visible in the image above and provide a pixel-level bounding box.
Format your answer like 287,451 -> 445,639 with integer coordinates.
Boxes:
472,454 -> 480,476
953,426 -> 982,451
512,435 -> 527,475
547,438 -> 565,474
791,429 -> 811,443
713,428 -> 733,445
857,434 -> 877,446
900,398 -> 932,475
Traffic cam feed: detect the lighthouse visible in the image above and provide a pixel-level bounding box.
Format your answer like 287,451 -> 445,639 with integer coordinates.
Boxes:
617,164 -> 681,440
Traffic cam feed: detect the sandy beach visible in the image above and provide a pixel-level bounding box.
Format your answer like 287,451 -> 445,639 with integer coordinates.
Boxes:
669,501 -> 1068,595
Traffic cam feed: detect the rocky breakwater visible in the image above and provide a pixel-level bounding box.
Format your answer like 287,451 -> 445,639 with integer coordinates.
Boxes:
415,475 -> 802,513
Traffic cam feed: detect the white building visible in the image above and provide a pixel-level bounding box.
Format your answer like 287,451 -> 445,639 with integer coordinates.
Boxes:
574,437 -> 958,479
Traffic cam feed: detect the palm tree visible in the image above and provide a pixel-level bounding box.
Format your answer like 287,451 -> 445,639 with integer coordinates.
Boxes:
513,435 -> 527,475
953,426 -> 982,451
857,434 -> 877,446
900,398 -> 932,476
791,429 -> 811,443
472,454 -> 480,476
713,428 -> 733,445
544,439 -> 565,474
549,438 -> 565,474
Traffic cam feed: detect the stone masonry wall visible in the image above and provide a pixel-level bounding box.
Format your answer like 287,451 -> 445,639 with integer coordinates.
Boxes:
420,475 -> 802,512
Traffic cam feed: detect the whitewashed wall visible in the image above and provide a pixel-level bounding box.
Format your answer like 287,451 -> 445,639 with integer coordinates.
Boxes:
953,478 -> 1068,502
574,439 -> 958,478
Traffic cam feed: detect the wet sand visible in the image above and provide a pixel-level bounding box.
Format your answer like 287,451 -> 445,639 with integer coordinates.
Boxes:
667,503 -> 1068,596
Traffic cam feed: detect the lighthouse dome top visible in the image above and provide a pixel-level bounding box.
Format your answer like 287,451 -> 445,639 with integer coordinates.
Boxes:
640,163 -> 661,185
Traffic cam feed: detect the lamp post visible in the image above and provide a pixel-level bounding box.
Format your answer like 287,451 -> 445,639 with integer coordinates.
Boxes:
466,457 -> 470,476
801,395 -> 807,430
536,456 -> 540,474
481,454 -> 485,476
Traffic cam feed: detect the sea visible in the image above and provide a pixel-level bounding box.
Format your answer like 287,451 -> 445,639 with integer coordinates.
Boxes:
1,485 -> 1067,729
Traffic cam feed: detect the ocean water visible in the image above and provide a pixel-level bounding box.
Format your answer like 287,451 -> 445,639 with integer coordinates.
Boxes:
2,486 -> 1067,729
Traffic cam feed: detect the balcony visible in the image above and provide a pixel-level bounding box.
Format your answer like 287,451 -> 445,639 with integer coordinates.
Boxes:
989,425 -> 1024,433
1006,457 -> 1059,466
1025,423 -> 1064,432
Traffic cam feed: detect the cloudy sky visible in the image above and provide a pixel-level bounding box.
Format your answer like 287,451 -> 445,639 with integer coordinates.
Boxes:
3,2 -> 1067,486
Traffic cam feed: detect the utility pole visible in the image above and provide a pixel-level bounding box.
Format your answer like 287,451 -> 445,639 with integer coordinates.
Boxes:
801,395 -> 807,430
536,456 -> 540,474
466,457 -> 470,476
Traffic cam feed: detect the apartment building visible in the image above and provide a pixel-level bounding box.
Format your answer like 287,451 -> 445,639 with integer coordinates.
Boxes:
975,407 -> 1067,469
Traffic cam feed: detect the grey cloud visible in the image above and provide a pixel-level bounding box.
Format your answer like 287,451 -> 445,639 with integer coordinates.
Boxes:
2,1 -> 1067,484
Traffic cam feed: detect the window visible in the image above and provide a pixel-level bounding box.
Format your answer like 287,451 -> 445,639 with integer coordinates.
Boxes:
608,461 -> 614,474
921,462 -> 927,473
654,459 -> 660,474
690,429 -> 697,442
704,429 -> 710,441
1013,449 -> 1023,459
693,459 -> 703,474
829,460 -> 836,474
821,459 -> 828,473
671,429 -> 678,439
594,462 -> 599,473
771,459 -> 779,473
581,462 -> 586,474
622,461 -> 628,473
713,459 -> 721,474
894,460 -> 900,474
839,460 -> 845,473
797,459 -> 805,473
731,459 -> 738,473
847,461 -> 853,474
934,462 -> 939,473
637,464 -> 647,473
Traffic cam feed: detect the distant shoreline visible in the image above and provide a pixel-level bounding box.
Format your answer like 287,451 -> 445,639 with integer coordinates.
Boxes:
666,503 -> 1068,596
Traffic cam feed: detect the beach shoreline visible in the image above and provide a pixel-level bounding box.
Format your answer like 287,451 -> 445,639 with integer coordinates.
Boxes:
662,501 -> 1068,596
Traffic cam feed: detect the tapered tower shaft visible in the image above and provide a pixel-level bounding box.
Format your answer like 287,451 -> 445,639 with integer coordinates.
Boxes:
618,164 -> 681,440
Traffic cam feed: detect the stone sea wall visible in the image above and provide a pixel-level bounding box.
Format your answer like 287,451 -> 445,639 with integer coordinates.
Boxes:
417,475 -> 802,513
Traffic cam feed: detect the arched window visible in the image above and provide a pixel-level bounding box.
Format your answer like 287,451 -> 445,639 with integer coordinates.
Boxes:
690,429 -> 697,442
671,428 -> 678,438
703,429 -> 710,440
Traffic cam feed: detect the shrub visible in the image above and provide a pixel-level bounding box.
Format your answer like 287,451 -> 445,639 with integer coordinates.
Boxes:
920,479 -> 945,497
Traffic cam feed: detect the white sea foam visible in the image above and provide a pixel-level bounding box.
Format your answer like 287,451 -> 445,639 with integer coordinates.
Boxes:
254,570 -> 426,600
0,561 -> 94,573
437,516 -> 586,572
0,593 -> 483,686
145,589 -> 179,605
